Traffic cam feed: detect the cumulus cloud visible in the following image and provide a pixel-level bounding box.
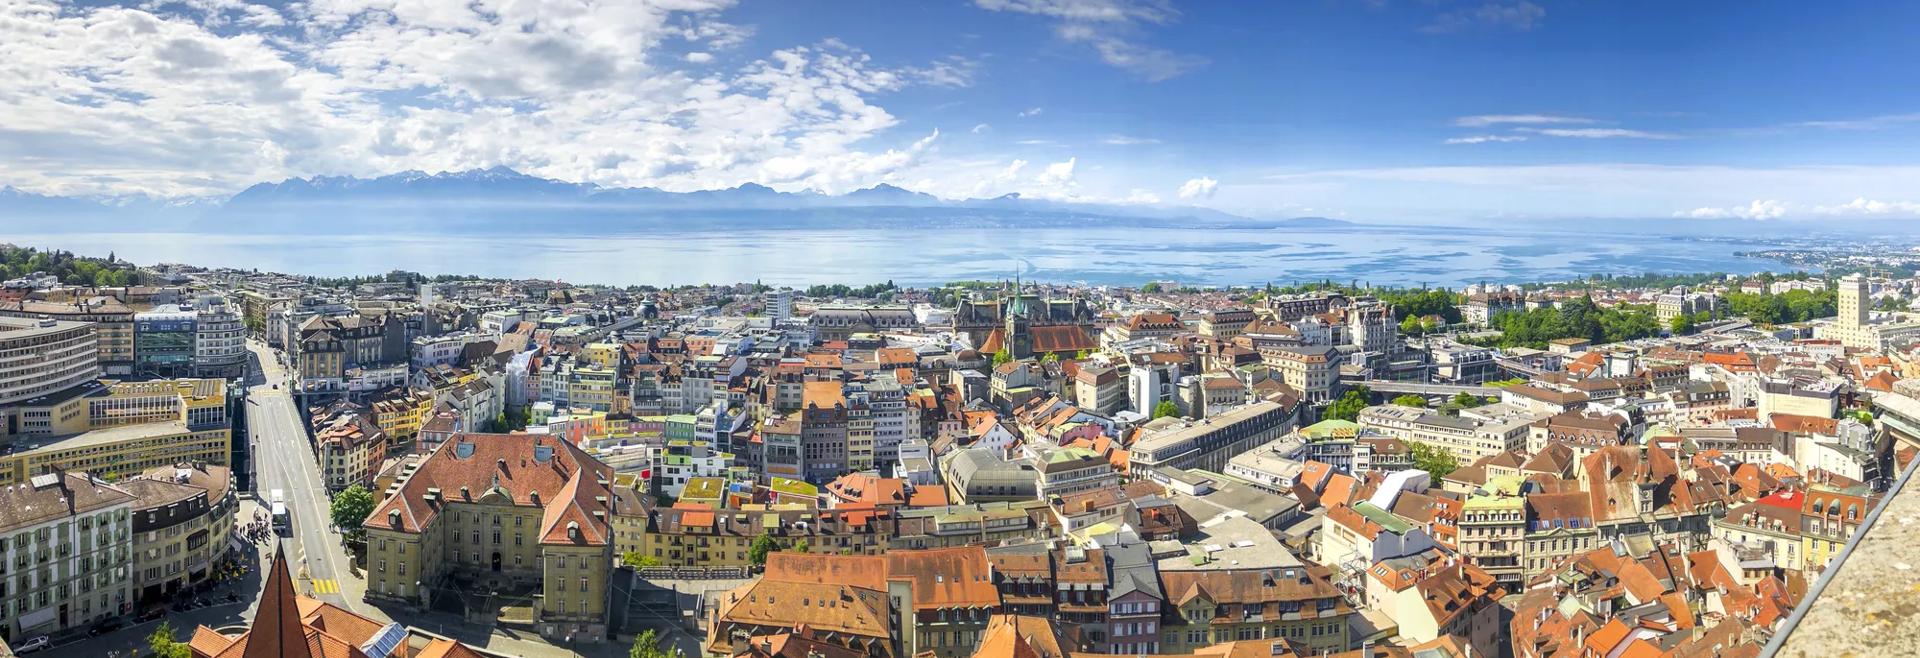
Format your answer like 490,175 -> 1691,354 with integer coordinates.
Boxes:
1814,197 -> 1920,216
1420,1 -> 1546,34
1675,200 -> 1788,220
1444,135 -> 1528,145
1037,157 -> 1077,188
0,1 -> 973,197
974,0 -> 1203,81
1178,176 -> 1218,200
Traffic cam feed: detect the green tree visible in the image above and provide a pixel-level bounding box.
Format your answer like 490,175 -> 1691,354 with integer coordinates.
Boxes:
1391,395 -> 1428,408
1141,281 -> 1163,293
1451,391 -> 1490,408
748,533 -> 780,566
149,621 -> 192,658
1669,314 -> 1695,335
630,629 -> 669,658
1152,401 -> 1181,419
1408,442 -> 1460,479
1326,386 -> 1372,422
992,348 -> 1013,366
793,540 -> 812,554
329,484 -> 376,540
622,551 -> 661,568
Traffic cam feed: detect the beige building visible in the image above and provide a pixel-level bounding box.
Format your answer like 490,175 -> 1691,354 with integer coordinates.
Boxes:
1262,345 -> 1336,403
1358,402 -> 1537,463
0,299 -> 133,375
0,317 -> 98,410
119,463 -> 236,602
0,472 -> 134,641
364,433 -> 623,642
0,378 -> 231,486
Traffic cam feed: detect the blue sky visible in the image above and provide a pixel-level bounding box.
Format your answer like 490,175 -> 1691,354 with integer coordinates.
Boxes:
4,0 -> 1920,222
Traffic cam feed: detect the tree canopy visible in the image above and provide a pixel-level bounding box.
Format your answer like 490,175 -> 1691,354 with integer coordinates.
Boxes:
1409,442 -> 1460,479
1152,401 -> 1181,419
329,484 -> 376,540
1463,296 -> 1659,349
1391,395 -> 1428,408
1327,386 -> 1372,422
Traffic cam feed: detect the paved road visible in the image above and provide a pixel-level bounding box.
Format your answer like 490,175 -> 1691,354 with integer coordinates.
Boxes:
247,340 -> 359,611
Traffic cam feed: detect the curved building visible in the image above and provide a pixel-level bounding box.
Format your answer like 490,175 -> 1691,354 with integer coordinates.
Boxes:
0,316 -> 98,407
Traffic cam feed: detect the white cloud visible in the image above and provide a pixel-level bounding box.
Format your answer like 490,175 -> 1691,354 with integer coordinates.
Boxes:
1019,106 -> 1044,118
1453,114 -> 1593,127
1121,188 -> 1160,204
1790,113 -> 1920,131
1037,157 -> 1077,188
974,0 -> 1203,81
1177,176 -> 1217,200
971,123 -> 992,134
1102,135 -> 1159,145
1420,1 -> 1546,34
1673,200 -> 1787,220
0,1 -> 975,197
1444,135 -> 1528,145
1814,197 -> 1920,216
1517,127 -> 1679,140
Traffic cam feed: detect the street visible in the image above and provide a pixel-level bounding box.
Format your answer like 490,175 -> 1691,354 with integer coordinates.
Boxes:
245,340 -> 359,610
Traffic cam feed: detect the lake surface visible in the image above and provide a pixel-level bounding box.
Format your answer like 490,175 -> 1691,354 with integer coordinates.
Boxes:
4,224 -> 1790,288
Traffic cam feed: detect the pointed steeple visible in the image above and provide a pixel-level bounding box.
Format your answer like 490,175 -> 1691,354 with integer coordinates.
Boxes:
244,546 -> 313,658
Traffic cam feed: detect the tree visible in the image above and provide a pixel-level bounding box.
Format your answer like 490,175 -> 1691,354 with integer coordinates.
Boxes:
149,621 -> 192,658
992,348 -> 1013,366
748,533 -> 780,566
622,551 -> 661,568
793,540 -> 812,554
1391,395 -> 1428,408
1669,314 -> 1695,335
1326,386 -> 1371,422
330,484 -> 376,540
1152,401 -> 1181,419
630,629 -> 669,658
1141,281 -> 1163,293
1451,391 -> 1490,408
1409,442 -> 1460,479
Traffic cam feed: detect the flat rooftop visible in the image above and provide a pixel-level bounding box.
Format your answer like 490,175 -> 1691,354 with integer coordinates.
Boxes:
3,420 -> 202,457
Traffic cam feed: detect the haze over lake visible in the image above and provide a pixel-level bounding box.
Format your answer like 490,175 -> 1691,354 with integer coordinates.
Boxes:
6,221 -> 1791,288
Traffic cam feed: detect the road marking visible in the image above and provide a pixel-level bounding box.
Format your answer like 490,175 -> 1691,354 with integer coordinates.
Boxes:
311,579 -> 338,594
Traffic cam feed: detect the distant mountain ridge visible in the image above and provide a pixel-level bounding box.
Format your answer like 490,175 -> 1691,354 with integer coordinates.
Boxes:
0,167 -> 1361,232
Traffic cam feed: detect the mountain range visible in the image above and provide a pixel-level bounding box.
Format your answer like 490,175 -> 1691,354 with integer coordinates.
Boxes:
1,167 -> 1353,233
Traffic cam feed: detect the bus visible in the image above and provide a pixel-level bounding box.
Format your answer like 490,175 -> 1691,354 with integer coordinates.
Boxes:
269,489 -> 289,534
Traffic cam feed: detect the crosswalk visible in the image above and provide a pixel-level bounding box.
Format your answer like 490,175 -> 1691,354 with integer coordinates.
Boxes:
309,579 -> 340,595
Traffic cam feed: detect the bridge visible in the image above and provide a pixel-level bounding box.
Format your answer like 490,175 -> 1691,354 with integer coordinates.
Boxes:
1493,357 -> 1547,378
1353,380 -> 1499,397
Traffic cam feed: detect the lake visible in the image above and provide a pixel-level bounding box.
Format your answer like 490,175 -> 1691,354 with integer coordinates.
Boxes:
4,223 -> 1791,288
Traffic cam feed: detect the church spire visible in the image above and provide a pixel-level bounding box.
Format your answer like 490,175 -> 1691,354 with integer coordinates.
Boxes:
243,546 -> 313,658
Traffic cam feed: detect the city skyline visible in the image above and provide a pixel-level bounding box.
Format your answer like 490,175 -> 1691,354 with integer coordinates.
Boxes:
3,1 -> 1920,223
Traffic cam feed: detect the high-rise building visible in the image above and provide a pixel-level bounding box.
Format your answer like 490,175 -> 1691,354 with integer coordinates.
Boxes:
134,306 -> 198,378
192,296 -> 247,379
0,316 -> 99,409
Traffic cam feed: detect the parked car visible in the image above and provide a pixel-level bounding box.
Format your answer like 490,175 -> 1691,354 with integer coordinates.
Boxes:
136,607 -> 166,622
15,636 -> 49,653
87,618 -> 125,636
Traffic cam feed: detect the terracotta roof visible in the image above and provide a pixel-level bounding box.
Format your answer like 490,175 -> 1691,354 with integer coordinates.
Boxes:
366,433 -> 613,547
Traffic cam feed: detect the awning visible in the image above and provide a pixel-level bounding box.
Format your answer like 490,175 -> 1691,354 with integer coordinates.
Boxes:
17,606 -> 55,631
229,535 -> 251,555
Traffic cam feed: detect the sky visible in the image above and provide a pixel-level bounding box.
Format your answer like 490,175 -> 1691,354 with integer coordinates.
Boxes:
4,0 -> 1920,223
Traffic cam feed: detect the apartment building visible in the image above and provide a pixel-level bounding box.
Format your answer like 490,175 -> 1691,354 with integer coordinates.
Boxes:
1359,402 -> 1536,462
120,463 -> 235,602
0,472 -> 135,641
0,378 -> 231,485
1261,345 -> 1336,403
312,401 -> 387,492
1129,399 -> 1298,476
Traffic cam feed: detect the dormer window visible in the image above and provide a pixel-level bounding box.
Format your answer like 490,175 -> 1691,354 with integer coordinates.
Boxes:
389,509 -> 402,527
